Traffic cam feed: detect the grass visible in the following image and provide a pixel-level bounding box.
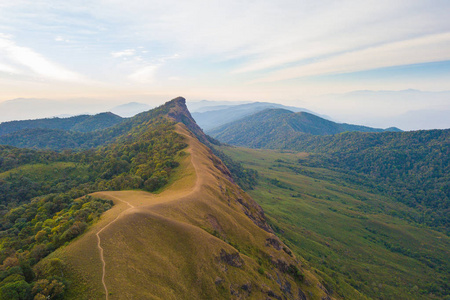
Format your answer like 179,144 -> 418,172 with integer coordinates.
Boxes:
220,145 -> 450,300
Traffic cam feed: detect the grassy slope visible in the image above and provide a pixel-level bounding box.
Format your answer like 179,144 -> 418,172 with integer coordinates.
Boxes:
43,124 -> 332,300
219,146 -> 449,300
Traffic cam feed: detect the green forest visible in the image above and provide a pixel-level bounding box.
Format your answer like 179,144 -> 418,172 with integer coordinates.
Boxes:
288,130 -> 450,233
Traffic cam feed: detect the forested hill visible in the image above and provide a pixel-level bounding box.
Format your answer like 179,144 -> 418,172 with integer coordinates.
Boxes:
0,112 -> 123,137
208,108 -> 400,145
297,130 -> 450,231
191,101 -> 322,131
0,100 -> 189,150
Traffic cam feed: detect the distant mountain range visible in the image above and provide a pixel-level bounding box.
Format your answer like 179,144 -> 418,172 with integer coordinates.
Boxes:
2,89 -> 448,130
0,98 -> 114,123
191,102 -> 329,131
208,108 -> 400,147
0,98 -> 154,122
186,100 -> 251,112
312,89 -> 450,130
0,112 -> 123,137
110,102 -> 152,117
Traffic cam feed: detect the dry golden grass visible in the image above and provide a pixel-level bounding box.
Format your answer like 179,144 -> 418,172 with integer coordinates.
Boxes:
47,124 -> 331,299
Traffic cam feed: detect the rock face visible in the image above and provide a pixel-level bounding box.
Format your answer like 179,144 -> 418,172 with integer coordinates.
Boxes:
219,249 -> 244,268
167,96 -> 212,145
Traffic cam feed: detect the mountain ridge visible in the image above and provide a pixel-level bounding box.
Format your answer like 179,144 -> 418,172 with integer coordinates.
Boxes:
208,108 -> 400,147
191,102 -> 330,131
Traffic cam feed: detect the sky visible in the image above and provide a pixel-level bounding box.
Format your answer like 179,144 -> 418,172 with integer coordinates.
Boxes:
0,0 -> 449,128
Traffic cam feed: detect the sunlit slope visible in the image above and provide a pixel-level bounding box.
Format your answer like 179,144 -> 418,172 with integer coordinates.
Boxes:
46,102 -> 330,299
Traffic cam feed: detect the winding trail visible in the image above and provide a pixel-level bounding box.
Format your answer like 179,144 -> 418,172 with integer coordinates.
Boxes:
96,195 -> 135,300
94,126 -> 203,300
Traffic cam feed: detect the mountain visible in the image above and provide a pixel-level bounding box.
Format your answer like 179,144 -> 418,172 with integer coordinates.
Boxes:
109,102 -> 153,117
209,108 -> 400,147
0,97 -> 330,299
0,112 -> 123,137
191,102 -> 329,131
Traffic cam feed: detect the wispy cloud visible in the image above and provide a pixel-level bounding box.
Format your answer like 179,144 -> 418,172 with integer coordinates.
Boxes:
250,33 -> 450,83
110,48 -> 181,84
0,59 -> 19,74
111,49 -> 136,58
54,36 -> 70,43
0,0 -> 449,98
0,34 -> 85,82
128,65 -> 159,83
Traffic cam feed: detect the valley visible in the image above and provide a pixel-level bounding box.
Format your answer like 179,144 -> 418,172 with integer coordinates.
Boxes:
219,146 -> 449,299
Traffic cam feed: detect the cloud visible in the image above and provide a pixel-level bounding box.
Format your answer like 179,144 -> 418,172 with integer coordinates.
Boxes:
120,53 -> 180,84
0,62 -> 19,74
54,36 -> 70,43
0,34 -> 85,82
250,32 -> 450,83
128,65 -> 158,83
111,49 -> 136,58
0,0 -> 449,97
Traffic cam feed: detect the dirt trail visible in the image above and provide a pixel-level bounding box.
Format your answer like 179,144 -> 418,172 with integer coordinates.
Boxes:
95,195 -> 134,300
94,125 -> 203,300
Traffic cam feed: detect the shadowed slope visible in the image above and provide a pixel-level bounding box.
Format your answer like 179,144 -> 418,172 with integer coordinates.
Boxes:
46,99 -> 332,299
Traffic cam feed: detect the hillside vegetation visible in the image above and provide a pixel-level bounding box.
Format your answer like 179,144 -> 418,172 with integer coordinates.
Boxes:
291,130 -> 450,232
220,146 -> 449,300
